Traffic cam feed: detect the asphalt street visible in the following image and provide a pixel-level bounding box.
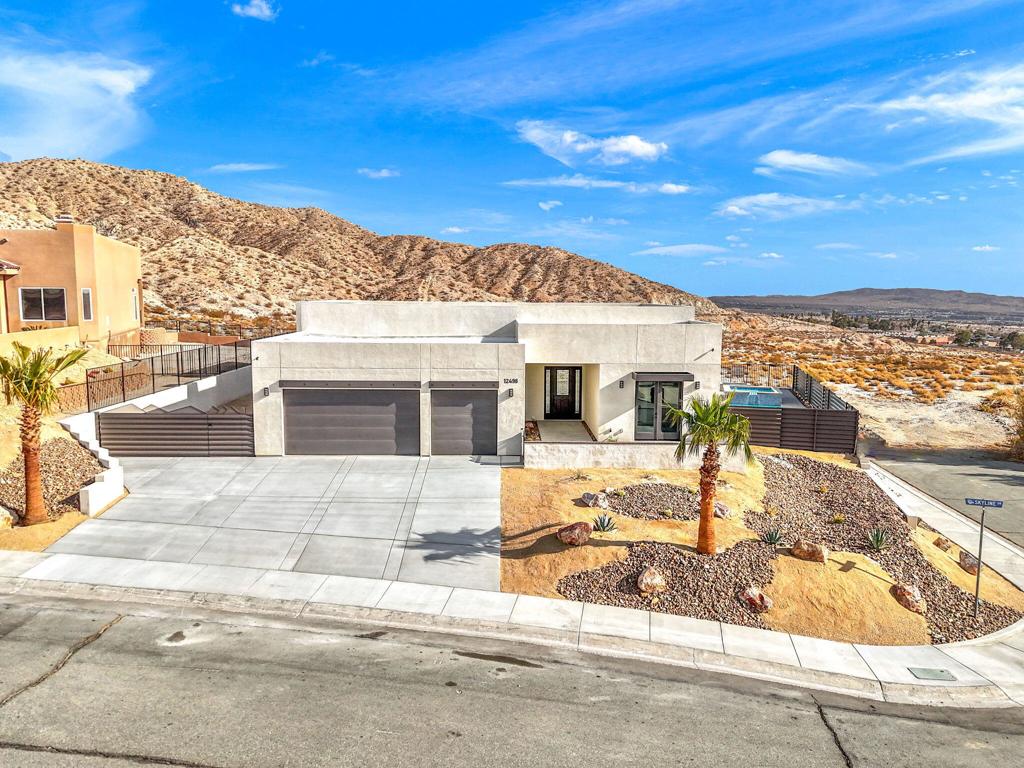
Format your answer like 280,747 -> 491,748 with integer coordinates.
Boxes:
0,596 -> 1021,767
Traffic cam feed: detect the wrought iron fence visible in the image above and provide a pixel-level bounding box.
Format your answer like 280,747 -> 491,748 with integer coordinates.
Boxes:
720,363 -> 794,389
144,317 -> 295,340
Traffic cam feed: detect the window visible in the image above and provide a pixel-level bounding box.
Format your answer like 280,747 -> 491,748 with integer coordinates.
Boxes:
131,287 -> 139,320
19,288 -> 67,321
81,288 -> 93,321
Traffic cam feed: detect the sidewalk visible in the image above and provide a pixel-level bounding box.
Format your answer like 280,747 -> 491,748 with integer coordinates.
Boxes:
1,465 -> 1023,709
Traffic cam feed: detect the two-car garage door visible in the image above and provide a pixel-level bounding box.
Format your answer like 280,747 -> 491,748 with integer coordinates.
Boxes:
282,386 -> 497,456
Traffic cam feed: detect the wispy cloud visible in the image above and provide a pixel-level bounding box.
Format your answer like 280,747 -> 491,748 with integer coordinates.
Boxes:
516,119 -> 667,166
207,162 -> 281,173
441,226 -> 470,234
538,200 -> 563,211
504,173 -> 690,194
231,1 -> 278,21
301,51 -> 335,68
717,192 -> 858,220
759,251 -> 784,259
0,49 -> 151,160
880,64 -> 1024,163
631,243 -> 728,256
357,167 -> 400,179
754,149 -> 872,177
972,244 -> 1000,251
815,242 -> 861,250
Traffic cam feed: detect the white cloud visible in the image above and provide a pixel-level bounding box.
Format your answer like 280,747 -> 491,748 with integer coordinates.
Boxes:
972,244 -> 1000,251
357,167 -> 400,179
631,243 -> 728,257
874,252 -> 899,259
504,173 -> 689,194
301,51 -> 335,68
702,259 -> 728,267
538,200 -> 562,211
231,1 -> 278,21
658,182 -> 691,194
725,234 -> 743,242
442,226 -> 470,234
0,50 -> 151,160
515,120 -> 667,166
754,149 -> 871,176
814,242 -> 861,250
716,192 -> 857,220
644,240 -> 661,247
880,64 -> 1024,163
759,251 -> 784,259
207,162 -> 281,173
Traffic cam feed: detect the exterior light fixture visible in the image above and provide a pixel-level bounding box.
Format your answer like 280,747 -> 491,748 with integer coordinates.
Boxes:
263,387 -> 270,397
507,388 -> 514,398
619,380 -> 625,389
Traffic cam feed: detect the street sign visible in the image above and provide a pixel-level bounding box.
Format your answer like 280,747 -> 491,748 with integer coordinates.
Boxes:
965,498 -> 1003,508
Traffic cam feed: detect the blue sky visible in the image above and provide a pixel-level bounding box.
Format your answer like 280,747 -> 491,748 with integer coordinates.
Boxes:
1,1 -> 1023,297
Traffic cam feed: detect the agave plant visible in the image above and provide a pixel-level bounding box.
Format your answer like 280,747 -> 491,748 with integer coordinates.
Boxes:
762,528 -> 784,546
592,514 -> 618,533
867,528 -> 891,551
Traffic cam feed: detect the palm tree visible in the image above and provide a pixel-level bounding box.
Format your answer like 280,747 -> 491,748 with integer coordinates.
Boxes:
0,342 -> 88,526
667,392 -> 753,555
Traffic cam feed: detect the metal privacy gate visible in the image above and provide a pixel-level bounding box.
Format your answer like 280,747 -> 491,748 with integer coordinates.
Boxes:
96,411 -> 255,457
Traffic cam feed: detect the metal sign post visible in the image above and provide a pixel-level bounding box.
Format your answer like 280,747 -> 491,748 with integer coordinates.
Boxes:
965,498 -> 1004,618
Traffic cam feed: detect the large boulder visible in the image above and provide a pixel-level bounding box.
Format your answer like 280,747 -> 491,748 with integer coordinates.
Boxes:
891,584 -> 926,614
959,550 -> 980,576
737,586 -> 773,613
933,536 -> 952,552
556,521 -> 592,547
713,500 -> 732,519
581,492 -> 608,509
790,539 -> 829,564
637,566 -> 667,595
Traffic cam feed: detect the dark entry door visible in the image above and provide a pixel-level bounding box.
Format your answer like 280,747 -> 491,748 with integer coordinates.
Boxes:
544,366 -> 581,419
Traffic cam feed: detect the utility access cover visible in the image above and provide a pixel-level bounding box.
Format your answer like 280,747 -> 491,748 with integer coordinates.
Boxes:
908,667 -> 957,681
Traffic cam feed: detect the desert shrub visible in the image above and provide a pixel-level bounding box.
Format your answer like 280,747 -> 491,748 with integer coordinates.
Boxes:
1008,388 -> 1024,461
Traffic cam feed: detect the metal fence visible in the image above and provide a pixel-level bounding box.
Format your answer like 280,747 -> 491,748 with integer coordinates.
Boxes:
144,317 -> 295,340
720,363 -> 794,389
791,367 -> 855,412
57,341 -> 254,415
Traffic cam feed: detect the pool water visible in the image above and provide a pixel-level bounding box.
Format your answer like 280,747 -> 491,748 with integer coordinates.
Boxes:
723,384 -> 783,408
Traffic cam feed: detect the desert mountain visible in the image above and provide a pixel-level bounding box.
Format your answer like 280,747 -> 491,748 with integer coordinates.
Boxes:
0,158 -> 714,318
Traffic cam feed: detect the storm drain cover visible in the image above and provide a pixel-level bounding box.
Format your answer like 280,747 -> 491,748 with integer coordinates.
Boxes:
908,667 -> 957,681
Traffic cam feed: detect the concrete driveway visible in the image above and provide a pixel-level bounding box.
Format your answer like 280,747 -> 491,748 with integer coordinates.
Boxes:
46,455 -> 501,591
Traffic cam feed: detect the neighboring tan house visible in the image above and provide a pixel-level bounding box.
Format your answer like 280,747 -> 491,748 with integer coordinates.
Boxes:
0,216 -> 143,348
251,300 -> 723,467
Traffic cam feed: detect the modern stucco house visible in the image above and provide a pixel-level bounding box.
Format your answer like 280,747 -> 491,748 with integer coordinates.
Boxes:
0,216 -> 143,348
251,300 -> 723,467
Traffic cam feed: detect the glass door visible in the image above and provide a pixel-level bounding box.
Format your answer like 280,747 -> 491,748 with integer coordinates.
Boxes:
659,382 -> 681,441
635,382 -> 656,439
636,380 -> 685,440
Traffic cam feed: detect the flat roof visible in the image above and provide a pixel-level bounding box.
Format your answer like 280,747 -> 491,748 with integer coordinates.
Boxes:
266,332 -> 518,344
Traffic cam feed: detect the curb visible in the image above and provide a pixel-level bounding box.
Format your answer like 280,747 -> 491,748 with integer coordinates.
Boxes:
0,575 -> 1019,710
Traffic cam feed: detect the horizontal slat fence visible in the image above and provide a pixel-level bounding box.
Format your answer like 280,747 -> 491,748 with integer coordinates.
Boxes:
97,412 -> 255,457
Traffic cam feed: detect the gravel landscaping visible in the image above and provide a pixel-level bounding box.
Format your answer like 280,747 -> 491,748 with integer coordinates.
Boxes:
606,483 -> 700,521
747,454 -> 1023,643
558,540 -> 775,628
0,439 -> 101,522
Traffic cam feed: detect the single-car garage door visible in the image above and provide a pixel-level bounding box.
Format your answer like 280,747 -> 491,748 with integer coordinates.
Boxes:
430,390 -> 498,455
283,388 -> 420,455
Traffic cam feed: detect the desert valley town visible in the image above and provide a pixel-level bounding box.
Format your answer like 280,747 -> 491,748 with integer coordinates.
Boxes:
0,2 -> 1023,766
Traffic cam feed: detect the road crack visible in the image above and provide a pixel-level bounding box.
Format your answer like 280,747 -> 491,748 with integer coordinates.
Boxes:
0,741 -> 226,767
813,697 -> 854,768
0,614 -> 124,709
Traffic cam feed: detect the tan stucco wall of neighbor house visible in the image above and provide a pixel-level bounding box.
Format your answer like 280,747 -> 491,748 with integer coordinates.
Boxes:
0,221 -> 142,347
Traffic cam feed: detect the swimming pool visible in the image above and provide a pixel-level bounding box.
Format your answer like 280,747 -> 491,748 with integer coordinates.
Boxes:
722,384 -> 783,408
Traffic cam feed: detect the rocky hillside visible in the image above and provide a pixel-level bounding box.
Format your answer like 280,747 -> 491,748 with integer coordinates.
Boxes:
0,158 -> 713,318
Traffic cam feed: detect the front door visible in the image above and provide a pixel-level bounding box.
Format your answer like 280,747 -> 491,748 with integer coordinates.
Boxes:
635,380 -> 683,440
544,366 -> 581,419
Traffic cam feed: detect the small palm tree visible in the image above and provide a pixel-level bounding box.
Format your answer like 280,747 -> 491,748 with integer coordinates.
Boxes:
0,342 -> 88,526
667,392 -> 753,555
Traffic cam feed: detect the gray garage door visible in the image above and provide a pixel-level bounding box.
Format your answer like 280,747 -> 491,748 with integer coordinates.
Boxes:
430,390 -> 498,455
283,389 -> 420,455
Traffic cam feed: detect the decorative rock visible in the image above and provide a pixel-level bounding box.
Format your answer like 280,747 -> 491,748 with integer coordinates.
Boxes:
959,550 -> 980,575
790,538 -> 829,563
581,491 -> 608,509
891,584 -> 926,614
637,566 -> 668,594
933,536 -> 952,552
0,506 -> 15,529
713,500 -> 732,519
556,521 -> 592,547
737,586 -> 773,613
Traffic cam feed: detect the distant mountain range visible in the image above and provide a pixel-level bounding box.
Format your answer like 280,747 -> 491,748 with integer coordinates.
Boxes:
711,288 -> 1024,323
0,158 -> 714,319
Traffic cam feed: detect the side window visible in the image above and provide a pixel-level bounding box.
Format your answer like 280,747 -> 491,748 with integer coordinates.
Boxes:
81,288 -> 93,321
20,287 -> 67,321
